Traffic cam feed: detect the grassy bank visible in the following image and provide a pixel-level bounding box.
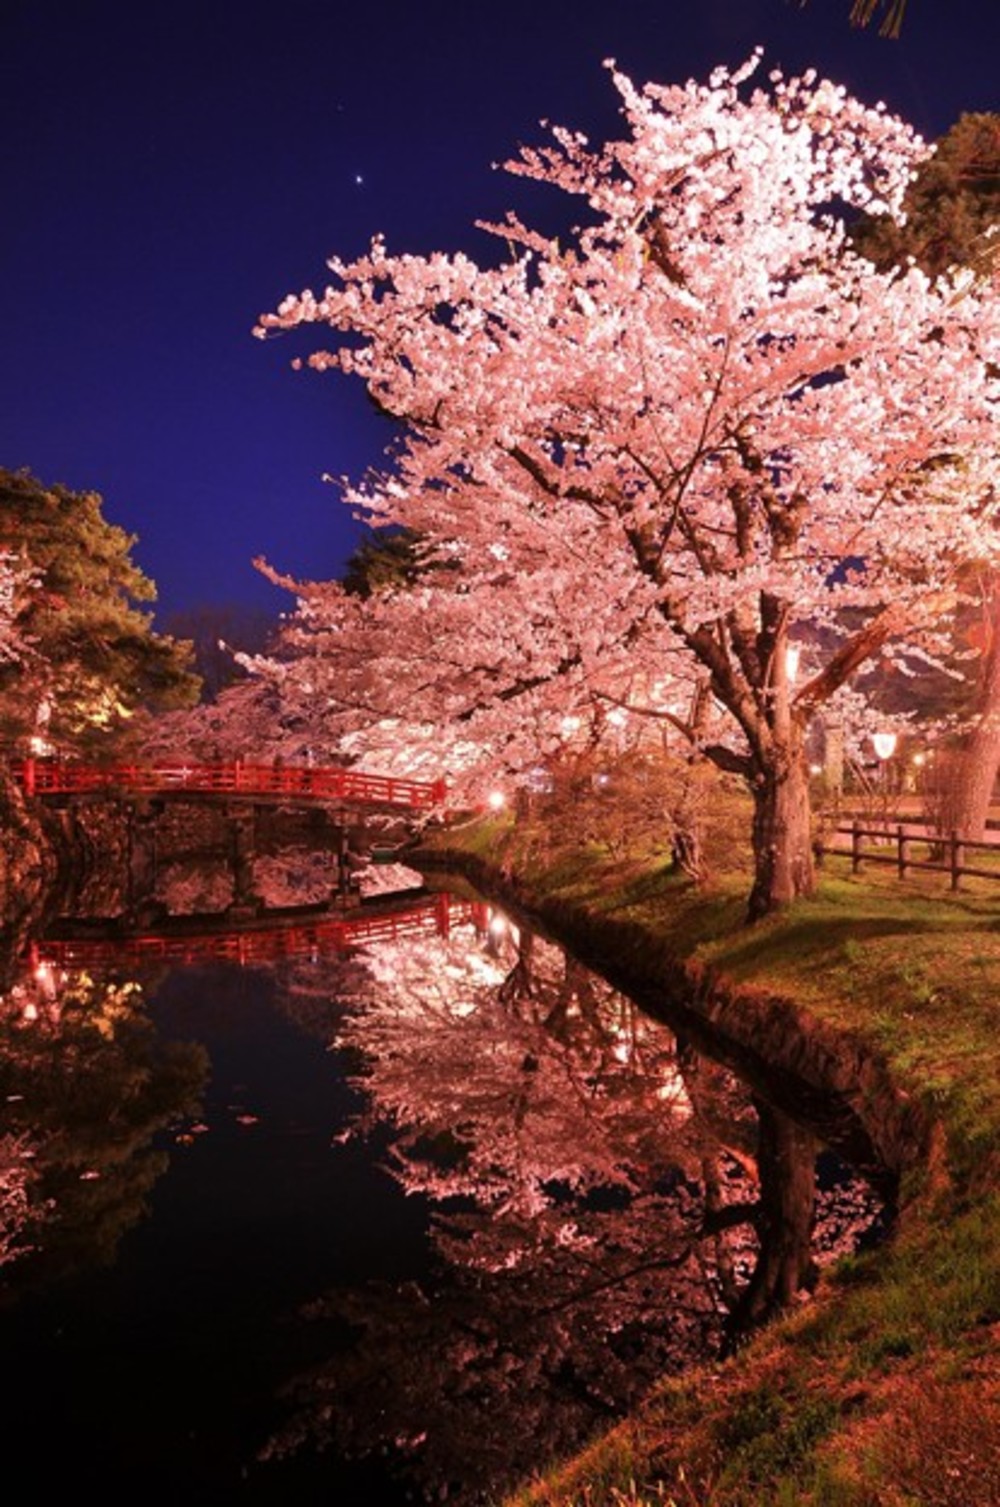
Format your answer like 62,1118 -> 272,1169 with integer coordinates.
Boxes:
416,808 -> 1000,1507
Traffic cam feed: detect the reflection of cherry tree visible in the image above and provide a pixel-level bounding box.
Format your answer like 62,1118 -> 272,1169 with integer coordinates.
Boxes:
0,961 -> 206,1287
337,920 -> 719,1218
265,918 -> 760,1502
266,916 -> 882,1502
264,1215 -> 727,1505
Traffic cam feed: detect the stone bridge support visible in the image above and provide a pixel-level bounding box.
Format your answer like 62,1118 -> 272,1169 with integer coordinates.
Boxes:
125,800 -> 164,926
227,803 -> 261,916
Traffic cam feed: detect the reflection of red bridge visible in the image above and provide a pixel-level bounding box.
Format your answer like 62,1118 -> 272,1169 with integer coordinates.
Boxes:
30,893 -> 489,972
12,758 -> 446,811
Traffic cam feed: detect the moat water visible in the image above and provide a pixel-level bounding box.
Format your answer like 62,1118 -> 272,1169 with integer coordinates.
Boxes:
0,871 -> 883,1504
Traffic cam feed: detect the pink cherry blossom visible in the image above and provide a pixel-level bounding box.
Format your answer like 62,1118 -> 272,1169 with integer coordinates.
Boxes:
253,55 -> 1000,918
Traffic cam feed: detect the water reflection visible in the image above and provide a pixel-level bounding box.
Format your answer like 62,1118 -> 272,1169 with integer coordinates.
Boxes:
0,880 -> 882,1505
0,961 -> 206,1291
264,905 -> 881,1504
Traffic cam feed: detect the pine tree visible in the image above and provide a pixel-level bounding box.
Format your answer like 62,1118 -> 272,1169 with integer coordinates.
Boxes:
0,468 -> 200,754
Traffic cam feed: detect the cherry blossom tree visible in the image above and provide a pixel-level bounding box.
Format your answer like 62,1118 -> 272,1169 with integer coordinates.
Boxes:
852,113 -> 1000,839
257,56 -> 1000,918
0,552 -> 28,667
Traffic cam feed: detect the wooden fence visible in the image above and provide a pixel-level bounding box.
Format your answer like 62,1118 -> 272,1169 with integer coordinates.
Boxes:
817,819 -> 1000,891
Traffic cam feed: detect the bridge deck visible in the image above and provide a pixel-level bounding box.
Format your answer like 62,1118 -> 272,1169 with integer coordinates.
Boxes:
12,758 -> 446,811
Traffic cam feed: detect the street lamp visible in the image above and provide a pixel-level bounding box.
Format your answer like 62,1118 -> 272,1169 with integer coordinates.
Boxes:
873,731 -> 898,821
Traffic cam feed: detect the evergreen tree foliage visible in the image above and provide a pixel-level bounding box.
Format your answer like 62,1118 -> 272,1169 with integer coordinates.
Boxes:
799,0 -> 909,39
853,113 -> 1000,278
846,0 -> 908,37
341,526 -> 429,598
0,468 -> 200,752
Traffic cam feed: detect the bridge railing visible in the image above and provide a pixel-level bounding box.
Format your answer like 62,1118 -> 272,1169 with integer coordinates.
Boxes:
11,758 -> 446,810
29,895 -> 488,970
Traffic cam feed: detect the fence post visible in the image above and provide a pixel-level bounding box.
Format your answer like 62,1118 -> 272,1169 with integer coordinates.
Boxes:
950,831 -> 964,892
851,820 -> 862,873
897,824 -> 909,879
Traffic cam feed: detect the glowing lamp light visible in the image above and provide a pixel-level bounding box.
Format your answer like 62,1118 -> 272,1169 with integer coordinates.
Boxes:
873,732 -> 898,761
785,644 -> 801,682
33,961 -> 57,1000
486,789 -> 506,811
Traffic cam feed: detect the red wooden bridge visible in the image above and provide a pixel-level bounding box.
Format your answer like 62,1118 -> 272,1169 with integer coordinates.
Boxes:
12,757 -> 446,811
28,893 -> 488,972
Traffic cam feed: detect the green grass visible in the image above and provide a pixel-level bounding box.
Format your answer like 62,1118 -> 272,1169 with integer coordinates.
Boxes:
414,804 -> 1000,1507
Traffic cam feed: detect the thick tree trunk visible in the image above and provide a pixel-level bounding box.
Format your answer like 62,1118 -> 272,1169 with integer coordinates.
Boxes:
747,749 -> 815,921
722,1101 -> 818,1353
941,586 -> 1000,840
944,726 -> 1000,842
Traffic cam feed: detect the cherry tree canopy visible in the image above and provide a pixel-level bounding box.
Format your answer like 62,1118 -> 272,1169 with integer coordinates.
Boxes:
0,553 -> 30,668
256,55 -> 1000,916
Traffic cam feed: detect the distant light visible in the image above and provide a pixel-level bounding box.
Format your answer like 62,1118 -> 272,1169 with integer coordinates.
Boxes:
912,752 -> 926,767
809,763 -> 823,776
487,789 -> 506,811
354,173 -> 364,185
488,911 -> 507,936
873,732 -> 898,761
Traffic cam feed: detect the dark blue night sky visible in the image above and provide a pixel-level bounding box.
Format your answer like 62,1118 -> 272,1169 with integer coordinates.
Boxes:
1,0 -> 995,620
